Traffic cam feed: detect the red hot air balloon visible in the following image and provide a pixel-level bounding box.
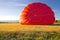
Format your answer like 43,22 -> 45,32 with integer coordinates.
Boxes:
20,2 -> 55,25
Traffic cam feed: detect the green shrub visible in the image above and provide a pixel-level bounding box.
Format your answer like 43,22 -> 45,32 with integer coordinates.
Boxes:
0,31 -> 60,40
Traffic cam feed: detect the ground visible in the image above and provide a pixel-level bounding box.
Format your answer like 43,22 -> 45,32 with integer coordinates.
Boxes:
0,22 -> 60,32
0,20 -> 60,40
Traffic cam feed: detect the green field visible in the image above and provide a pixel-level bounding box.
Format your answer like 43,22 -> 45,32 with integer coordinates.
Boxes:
0,20 -> 60,40
0,31 -> 60,40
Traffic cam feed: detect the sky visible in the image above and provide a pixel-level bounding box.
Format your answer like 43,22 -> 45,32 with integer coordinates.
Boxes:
0,0 -> 60,21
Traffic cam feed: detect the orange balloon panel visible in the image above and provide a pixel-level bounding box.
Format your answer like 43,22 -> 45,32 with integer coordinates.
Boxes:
20,2 -> 55,25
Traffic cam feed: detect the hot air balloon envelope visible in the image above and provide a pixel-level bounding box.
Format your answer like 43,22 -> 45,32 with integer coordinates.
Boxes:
20,2 -> 55,25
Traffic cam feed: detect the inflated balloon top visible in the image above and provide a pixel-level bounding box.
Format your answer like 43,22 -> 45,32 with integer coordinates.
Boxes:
20,2 -> 55,25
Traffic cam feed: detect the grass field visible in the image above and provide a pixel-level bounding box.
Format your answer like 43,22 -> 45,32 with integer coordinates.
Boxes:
0,22 -> 60,32
0,20 -> 60,40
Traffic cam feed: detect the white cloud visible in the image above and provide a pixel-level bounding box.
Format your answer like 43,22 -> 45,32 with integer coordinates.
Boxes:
0,0 -> 26,7
53,9 -> 60,20
0,0 -> 25,21
7,3 -> 26,6
0,15 -> 19,21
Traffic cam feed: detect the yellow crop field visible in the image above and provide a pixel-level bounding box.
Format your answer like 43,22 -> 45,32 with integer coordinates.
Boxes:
0,23 -> 60,32
0,23 -> 60,40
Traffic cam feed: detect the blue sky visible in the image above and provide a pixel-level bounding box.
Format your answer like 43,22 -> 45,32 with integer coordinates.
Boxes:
0,0 -> 60,21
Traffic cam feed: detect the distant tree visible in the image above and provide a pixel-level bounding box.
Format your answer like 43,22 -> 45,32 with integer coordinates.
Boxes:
56,20 -> 58,22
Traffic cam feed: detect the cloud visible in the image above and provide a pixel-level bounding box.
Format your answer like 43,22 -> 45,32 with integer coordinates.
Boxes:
7,3 -> 26,6
0,0 -> 26,7
53,9 -> 60,20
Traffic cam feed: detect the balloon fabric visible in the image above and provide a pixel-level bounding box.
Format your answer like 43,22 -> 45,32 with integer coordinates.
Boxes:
20,2 -> 55,25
